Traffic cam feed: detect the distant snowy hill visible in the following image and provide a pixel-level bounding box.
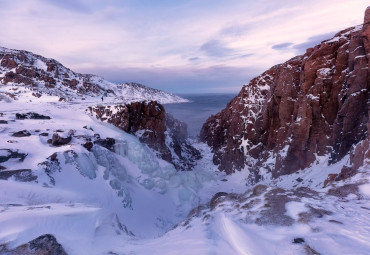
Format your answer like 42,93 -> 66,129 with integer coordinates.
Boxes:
0,46 -> 188,104
119,82 -> 188,104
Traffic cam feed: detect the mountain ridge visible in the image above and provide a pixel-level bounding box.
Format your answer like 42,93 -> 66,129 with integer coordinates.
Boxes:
0,46 -> 188,104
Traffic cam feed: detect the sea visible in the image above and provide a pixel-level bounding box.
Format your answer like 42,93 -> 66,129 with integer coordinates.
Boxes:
164,93 -> 237,138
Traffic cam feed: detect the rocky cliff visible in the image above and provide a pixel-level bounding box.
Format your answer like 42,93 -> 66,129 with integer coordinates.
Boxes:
201,9 -> 370,180
88,101 -> 201,170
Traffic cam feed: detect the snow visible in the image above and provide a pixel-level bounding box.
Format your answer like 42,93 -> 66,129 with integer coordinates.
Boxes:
0,46 -> 189,104
0,98 -> 222,253
354,55 -> 366,59
119,83 -> 190,104
359,184 -> 370,198
285,201 -> 308,220
326,25 -> 362,43
0,96 -> 369,254
0,45 -> 370,254
35,59 -> 47,71
317,67 -> 331,76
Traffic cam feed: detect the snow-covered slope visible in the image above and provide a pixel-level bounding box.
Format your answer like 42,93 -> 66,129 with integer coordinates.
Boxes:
119,82 -> 189,104
1,9 -> 370,254
0,98 -> 219,254
0,95 -> 369,254
0,46 -> 188,104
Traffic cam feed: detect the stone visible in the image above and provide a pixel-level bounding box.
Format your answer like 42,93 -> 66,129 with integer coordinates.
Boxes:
0,149 -> 27,163
16,112 -> 51,120
255,188 -> 295,226
210,192 -> 230,210
38,153 -> 60,185
49,133 -> 72,146
83,141 -> 94,151
0,169 -> 37,182
94,138 -> 115,151
252,184 -> 268,196
3,234 -> 68,255
12,130 -> 31,137
293,238 -> 305,244
327,184 -> 360,198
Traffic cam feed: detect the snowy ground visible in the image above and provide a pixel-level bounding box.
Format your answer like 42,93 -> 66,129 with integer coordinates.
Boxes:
0,93 -> 369,254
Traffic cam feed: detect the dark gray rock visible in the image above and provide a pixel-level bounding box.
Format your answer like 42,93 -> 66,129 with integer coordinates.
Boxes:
0,149 -> 27,163
94,137 -> 115,151
293,238 -> 305,244
0,234 -> 68,254
48,133 -> 72,146
16,112 -> 51,120
28,234 -> 67,255
0,169 -> 37,182
12,130 -> 31,137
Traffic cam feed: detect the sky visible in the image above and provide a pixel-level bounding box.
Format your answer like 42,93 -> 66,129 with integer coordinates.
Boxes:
0,0 -> 368,94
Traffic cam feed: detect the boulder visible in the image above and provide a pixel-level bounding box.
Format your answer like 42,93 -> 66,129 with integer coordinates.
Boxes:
0,234 -> 67,255
49,133 -> 72,146
16,112 -> 51,120
12,130 -> 31,137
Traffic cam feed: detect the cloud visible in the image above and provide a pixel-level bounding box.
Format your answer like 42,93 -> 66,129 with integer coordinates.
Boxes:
272,42 -> 293,50
188,57 -> 200,62
220,23 -> 253,37
40,0 -> 90,13
199,39 -> 254,60
200,40 -> 234,58
271,32 -> 337,53
240,54 -> 254,58
76,65 -> 262,94
293,32 -> 337,53
0,0 -> 368,93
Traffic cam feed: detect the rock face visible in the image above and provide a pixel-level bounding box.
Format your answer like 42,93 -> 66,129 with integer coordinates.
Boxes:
0,234 -> 67,255
0,47 -> 108,99
88,101 -> 201,170
201,10 -> 370,179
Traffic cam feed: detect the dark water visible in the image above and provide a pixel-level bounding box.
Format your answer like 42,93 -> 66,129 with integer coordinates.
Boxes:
164,93 -> 237,138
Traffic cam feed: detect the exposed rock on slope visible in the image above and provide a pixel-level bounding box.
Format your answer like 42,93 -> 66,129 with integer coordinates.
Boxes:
201,9 -> 370,179
0,46 -> 188,103
0,234 -> 67,255
88,101 -> 201,170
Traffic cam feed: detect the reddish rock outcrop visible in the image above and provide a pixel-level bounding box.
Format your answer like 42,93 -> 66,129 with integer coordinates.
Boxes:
201,9 -> 370,180
0,47 -> 113,100
88,101 -> 201,170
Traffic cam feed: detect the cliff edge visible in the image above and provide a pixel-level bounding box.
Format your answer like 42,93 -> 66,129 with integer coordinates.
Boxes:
201,8 -> 370,180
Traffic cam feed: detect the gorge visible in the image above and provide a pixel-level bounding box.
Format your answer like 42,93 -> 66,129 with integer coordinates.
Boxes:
0,6 -> 369,255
